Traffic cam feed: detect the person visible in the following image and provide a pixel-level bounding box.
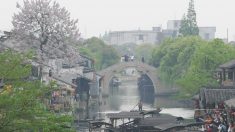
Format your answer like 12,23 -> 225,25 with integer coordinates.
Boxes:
130,55 -> 134,61
120,56 -> 124,62
124,54 -> 129,62
228,121 -> 234,132
207,124 -> 213,132
218,123 -> 226,132
138,100 -> 143,111
49,69 -> 52,77
141,56 -> 145,63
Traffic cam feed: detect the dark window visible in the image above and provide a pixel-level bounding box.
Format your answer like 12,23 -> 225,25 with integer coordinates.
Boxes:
31,66 -> 39,77
139,35 -> 144,40
205,33 -> 210,40
228,72 -> 233,80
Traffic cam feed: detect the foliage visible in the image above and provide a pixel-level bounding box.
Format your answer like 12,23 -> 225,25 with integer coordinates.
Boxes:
0,50 -> 75,132
177,39 -> 235,97
78,37 -> 120,70
152,37 -> 201,85
113,43 -> 137,56
0,50 -> 32,80
179,0 -> 199,36
151,37 -> 235,97
135,44 -> 155,63
101,46 -> 120,69
12,0 -> 79,59
113,43 -> 155,63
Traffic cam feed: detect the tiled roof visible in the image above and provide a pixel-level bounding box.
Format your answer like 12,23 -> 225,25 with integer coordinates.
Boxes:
106,111 -> 142,119
219,59 -> 235,69
225,98 -> 235,107
201,88 -> 235,104
139,114 -> 176,127
52,73 -> 79,87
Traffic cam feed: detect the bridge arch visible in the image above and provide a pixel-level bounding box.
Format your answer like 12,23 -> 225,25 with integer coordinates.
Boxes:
97,61 -> 160,97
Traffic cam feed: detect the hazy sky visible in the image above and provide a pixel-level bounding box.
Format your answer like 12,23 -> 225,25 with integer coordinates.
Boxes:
1,0 -> 235,40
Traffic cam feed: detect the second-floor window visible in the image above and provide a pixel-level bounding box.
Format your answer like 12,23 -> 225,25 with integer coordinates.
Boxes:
205,33 -> 210,40
139,35 -> 144,40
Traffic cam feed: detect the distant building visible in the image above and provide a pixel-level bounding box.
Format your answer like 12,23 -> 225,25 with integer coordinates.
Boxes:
166,20 -> 216,41
103,20 -> 216,45
163,20 -> 184,38
104,27 -> 162,45
167,20 -> 181,30
199,27 -> 216,40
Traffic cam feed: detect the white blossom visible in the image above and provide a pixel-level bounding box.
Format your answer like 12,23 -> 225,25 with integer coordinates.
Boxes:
12,0 -> 80,61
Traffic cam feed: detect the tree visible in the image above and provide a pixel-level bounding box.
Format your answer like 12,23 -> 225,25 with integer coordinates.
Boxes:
0,50 -> 75,131
151,37 -> 201,86
177,39 -> 235,97
179,0 -> 199,36
151,37 -> 235,98
135,44 -> 155,64
101,46 -> 120,69
113,43 -> 137,56
12,0 -> 80,78
78,37 -> 120,70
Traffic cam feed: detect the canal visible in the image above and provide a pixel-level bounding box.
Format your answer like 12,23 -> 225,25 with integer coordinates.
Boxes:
78,68 -> 195,132
102,68 -> 194,120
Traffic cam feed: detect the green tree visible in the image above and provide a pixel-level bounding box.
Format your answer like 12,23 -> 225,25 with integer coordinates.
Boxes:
151,37 -> 201,85
113,43 -> 137,56
135,44 -> 155,64
78,37 -> 120,70
101,46 -> 120,69
177,39 -> 235,97
151,37 -> 235,97
0,50 -> 75,132
179,0 -> 199,36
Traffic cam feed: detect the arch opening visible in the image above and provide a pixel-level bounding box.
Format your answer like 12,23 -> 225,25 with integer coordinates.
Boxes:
106,67 -> 155,111
138,73 -> 155,104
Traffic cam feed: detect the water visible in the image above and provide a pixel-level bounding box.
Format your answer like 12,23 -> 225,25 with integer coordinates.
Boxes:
77,70 -> 196,132
102,68 -> 194,120
160,108 -> 194,119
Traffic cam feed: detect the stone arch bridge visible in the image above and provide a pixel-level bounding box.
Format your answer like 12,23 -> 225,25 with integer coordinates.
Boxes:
97,61 -> 175,97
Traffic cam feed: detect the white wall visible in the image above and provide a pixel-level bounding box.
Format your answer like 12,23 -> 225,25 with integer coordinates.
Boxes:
167,20 -> 181,30
109,30 -> 159,45
199,27 -> 216,40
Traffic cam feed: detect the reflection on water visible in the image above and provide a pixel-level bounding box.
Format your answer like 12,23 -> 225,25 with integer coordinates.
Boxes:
138,74 -> 155,104
103,68 -> 194,119
108,72 -> 141,111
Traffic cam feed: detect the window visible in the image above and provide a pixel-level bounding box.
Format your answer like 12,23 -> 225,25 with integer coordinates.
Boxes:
174,22 -> 178,28
31,65 -> 39,77
138,35 -> 144,40
205,33 -> 210,40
